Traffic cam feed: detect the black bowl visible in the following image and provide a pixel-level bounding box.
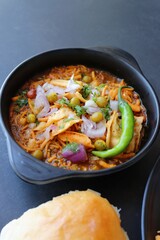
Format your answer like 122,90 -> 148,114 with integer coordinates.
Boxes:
0,47 -> 159,184
141,155 -> 160,240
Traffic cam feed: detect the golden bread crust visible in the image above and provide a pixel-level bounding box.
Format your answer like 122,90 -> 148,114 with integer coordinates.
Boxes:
0,190 -> 128,240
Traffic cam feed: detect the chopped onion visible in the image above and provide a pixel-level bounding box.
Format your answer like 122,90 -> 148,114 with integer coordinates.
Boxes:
110,100 -> 119,111
35,85 -> 50,118
43,82 -> 65,95
62,143 -> 88,163
85,100 -> 97,108
65,74 -> 81,93
81,115 -> 96,129
81,115 -> 106,138
24,129 -> 31,138
84,100 -> 100,114
36,124 -> 57,140
43,107 -> 58,117
89,89 -> 99,99
36,132 -> 45,141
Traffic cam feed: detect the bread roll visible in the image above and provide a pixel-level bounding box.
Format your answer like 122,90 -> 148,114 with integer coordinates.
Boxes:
0,190 -> 128,240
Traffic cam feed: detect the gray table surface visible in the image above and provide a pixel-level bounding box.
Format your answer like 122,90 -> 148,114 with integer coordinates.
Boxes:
0,1 -> 160,239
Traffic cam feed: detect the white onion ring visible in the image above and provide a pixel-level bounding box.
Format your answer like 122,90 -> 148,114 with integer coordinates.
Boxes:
35,85 -> 50,118
84,100 -> 100,115
81,115 -> 106,138
65,74 -> 80,93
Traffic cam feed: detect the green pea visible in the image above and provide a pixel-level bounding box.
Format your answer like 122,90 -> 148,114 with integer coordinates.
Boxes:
96,96 -> 108,108
70,97 -> 80,108
32,150 -> 43,160
27,113 -> 36,123
46,92 -> 58,103
82,75 -> 92,83
90,112 -> 103,122
94,140 -> 107,151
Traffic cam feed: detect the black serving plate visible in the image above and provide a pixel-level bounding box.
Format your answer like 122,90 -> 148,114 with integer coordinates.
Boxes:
142,155 -> 160,240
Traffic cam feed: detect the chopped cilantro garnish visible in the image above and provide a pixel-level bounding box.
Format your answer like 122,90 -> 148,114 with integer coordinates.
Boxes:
80,85 -> 92,99
21,90 -> 28,96
74,105 -> 86,117
16,98 -> 28,108
14,89 -> 28,112
96,84 -> 106,90
58,97 -> 70,106
14,106 -> 20,113
101,103 -> 111,120
92,91 -> 100,102
36,120 -> 39,126
17,89 -> 28,96
63,142 -> 79,153
63,118 -> 75,123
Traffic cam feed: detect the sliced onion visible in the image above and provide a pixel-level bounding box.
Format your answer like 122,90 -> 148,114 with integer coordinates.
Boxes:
35,85 -> 50,118
43,82 -> 65,95
85,100 -> 97,108
43,107 -> 58,117
84,100 -> 100,115
36,132 -> 45,141
35,85 -> 46,108
86,107 -> 100,115
89,89 -> 99,99
36,124 -> 57,140
110,100 -> 119,111
62,143 -> 88,163
81,116 -> 106,138
65,74 -> 81,93
25,129 -> 31,138
81,115 -> 96,129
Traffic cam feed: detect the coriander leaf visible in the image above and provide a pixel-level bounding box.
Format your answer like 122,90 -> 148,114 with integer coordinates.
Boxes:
80,85 -> 91,99
14,89 -> 28,112
21,90 -> 28,96
96,84 -> 106,91
62,142 -> 79,153
16,98 -> 28,108
63,118 -> 75,123
14,106 -> 20,113
74,105 -> 86,117
101,104 -> 111,120
92,91 -> 100,102
36,120 -> 39,126
58,97 -> 70,106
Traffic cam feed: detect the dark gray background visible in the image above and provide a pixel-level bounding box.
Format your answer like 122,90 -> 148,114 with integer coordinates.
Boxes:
0,1 -> 160,239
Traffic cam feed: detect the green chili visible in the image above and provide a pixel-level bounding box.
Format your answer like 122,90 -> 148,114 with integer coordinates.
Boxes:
92,86 -> 134,158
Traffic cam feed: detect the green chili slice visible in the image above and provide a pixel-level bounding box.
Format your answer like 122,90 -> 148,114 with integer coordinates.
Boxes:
92,86 -> 134,158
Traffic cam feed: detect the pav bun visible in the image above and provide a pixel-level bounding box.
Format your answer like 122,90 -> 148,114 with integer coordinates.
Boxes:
0,190 -> 128,240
